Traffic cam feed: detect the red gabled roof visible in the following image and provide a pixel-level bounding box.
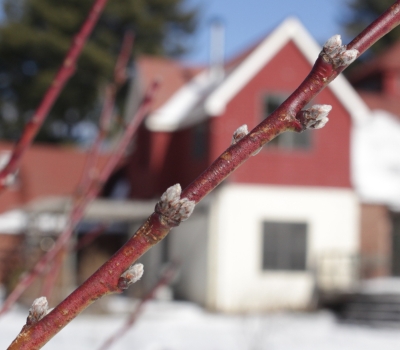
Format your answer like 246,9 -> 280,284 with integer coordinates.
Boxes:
135,44 -> 258,116
0,143 -> 109,213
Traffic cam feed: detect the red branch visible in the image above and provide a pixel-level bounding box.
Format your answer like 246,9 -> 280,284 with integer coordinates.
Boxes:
114,31 -> 135,85
0,0 -> 110,192
7,2 -> 400,349
78,31 -> 134,194
98,262 -> 179,350
0,32 -> 135,315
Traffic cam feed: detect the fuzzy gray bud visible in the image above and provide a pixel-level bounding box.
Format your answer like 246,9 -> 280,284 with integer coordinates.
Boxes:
26,297 -> 48,326
231,124 -> 261,156
156,184 -> 195,226
323,34 -> 359,68
231,125 -> 249,145
118,263 -> 144,290
300,104 -> 332,130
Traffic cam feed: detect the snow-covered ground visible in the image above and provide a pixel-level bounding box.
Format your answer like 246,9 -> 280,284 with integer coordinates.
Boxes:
1,298 -> 400,350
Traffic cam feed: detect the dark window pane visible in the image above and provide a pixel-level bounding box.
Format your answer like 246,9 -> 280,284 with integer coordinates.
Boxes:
192,122 -> 208,159
264,95 -> 285,119
262,221 -> 307,271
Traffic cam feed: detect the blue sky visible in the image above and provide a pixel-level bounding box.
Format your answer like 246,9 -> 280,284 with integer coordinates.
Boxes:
181,0 -> 352,65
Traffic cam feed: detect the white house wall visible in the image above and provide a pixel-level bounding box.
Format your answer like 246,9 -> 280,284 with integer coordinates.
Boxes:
169,204 -> 210,305
352,109 -> 400,210
207,184 -> 359,312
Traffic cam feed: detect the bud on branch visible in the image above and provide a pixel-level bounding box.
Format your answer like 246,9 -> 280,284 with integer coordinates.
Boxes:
322,35 -> 359,69
118,263 -> 144,290
296,104 -> 332,130
155,184 -> 196,226
26,297 -> 49,327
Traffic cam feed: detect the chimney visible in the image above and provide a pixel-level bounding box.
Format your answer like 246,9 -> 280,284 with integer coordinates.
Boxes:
209,18 -> 225,81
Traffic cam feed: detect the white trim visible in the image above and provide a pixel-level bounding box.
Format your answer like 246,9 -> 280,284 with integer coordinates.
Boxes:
205,17 -> 370,124
145,70 -> 220,132
0,210 -> 26,234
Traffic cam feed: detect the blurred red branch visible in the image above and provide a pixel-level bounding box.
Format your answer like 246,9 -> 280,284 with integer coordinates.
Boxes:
7,1 -> 400,349
0,31 -> 135,315
40,31 -> 135,298
0,80 -> 158,318
78,30 -> 134,194
0,0 -> 110,192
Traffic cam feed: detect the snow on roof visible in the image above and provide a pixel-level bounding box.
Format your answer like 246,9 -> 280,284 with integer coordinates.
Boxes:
146,70 -> 222,131
0,210 -> 26,234
145,17 -> 371,132
352,109 -> 400,210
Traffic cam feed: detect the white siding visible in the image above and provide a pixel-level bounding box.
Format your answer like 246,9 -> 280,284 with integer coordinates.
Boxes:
207,184 -> 360,312
169,202 -> 210,305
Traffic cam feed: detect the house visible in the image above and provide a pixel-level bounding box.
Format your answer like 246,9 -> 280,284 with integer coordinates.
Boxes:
125,18 -> 376,312
2,17 -> 400,314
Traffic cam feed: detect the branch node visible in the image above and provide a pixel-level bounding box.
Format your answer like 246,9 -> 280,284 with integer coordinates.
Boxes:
297,104 -> 332,130
118,263 -> 144,290
26,297 -> 48,326
322,35 -> 359,68
231,124 -> 249,145
231,124 -> 262,156
155,184 -> 195,226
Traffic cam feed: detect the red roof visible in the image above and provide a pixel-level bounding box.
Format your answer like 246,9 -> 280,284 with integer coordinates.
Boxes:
135,44 -> 259,114
0,143 -> 109,213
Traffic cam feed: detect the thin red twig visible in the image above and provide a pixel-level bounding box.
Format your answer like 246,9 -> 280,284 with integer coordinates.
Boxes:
78,31 -> 134,194
1,31 -> 135,314
8,2 -> 400,349
0,0 -> 110,192
114,31 -> 135,85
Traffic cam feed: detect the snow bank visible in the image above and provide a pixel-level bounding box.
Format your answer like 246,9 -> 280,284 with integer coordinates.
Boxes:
1,299 -> 400,349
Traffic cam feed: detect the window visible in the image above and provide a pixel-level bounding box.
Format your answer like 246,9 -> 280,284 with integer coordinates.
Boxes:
263,94 -> 312,150
262,221 -> 307,271
191,122 -> 208,159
